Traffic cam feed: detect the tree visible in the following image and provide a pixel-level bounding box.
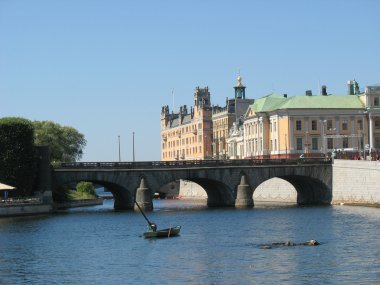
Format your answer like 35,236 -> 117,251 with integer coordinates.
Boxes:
76,181 -> 95,196
33,121 -> 86,162
0,117 -> 37,196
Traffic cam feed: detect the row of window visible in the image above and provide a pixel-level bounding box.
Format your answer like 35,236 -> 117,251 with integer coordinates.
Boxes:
295,119 -> 362,132
164,123 -> 202,138
162,146 -> 203,159
244,136 -> 364,153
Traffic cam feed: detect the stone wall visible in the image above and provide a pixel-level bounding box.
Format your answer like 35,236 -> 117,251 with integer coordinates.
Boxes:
332,159 -> 380,205
0,204 -> 53,217
253,178 -> 297,203
179,180 -> 207,199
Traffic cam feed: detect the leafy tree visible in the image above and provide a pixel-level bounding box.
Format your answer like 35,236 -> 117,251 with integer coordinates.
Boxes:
33,121 -> 86,162
0,117 -> 37,196
76,181 -> 95,196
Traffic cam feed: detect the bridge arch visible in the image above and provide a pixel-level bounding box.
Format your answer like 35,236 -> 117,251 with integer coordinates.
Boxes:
53,159 -> 332,210
52,171 -> 138,210
253,177 -> 297,203
244,165 -> 332,206
142,171 -> 236,208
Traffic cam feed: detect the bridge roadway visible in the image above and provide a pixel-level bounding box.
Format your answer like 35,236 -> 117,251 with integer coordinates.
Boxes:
53,158 -> 333,210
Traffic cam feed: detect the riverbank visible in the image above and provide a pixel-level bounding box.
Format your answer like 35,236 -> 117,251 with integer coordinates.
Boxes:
0,199 -> 53,217
54,198 -> 103,210
0,197 -> 103,217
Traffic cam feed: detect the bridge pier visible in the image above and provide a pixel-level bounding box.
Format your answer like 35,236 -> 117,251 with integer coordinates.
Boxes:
235,175 -> 254,208
134,177 -> 153,212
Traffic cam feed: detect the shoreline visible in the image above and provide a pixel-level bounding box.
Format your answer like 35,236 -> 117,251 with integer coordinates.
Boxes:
0,198 -> 103,218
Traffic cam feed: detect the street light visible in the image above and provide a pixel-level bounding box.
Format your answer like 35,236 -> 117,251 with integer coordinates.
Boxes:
320,120 -> 327,156
285,134 -> 288,159
132,132 -> 135,162
118,135 -> 121,162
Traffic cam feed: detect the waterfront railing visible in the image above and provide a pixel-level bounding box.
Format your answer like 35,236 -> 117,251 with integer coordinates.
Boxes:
55,158 -> 331,170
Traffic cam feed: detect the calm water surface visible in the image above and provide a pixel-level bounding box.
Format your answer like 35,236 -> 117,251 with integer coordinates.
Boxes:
0,199 -> 379,284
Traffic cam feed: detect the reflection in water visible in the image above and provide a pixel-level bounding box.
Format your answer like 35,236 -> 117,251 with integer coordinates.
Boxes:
0,199 -> 379,284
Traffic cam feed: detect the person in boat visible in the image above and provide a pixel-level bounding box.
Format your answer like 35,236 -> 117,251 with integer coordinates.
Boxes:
150,222 -> 157,232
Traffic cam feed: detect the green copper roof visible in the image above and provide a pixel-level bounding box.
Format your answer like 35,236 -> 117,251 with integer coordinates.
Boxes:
280,94 -> 364,109
250,93 -> 287,112
249,93 -> 365,113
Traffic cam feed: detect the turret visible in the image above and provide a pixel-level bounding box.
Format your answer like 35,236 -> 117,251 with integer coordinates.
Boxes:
234,75 -> 246,99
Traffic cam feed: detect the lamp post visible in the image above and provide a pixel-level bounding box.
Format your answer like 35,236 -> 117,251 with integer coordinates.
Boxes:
320,120 -> 326,156
285,134 -> 288,159
132,132 -> 135,162
204,135 -> 208,159
118,135 -> 121,162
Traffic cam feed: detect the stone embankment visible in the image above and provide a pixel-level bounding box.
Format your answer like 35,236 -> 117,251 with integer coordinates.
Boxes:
54,198 -> 103,210
332,159 -> 380,206
0,198 -> 53,217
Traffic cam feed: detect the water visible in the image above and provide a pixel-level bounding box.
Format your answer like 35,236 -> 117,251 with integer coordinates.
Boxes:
0,200 -> 379,284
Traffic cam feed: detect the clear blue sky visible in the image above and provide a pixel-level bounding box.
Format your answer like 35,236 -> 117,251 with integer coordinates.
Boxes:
1,0 -> 379,161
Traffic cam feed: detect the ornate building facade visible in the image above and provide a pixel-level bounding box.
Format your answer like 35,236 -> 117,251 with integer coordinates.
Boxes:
211,76 -> 254,159
161,79 -> 380,161
161,87 -> 213,161
242,81 -> 380,159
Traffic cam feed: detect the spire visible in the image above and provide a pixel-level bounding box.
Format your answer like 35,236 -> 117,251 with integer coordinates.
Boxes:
234,73 -> 246,99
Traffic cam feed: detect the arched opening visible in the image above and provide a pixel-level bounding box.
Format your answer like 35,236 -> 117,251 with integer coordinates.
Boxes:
55,179 -> 134,210
252,175 -> 331,206
156,180 -> 181,199
253,177 -> 297,205
155,178 -> 234,208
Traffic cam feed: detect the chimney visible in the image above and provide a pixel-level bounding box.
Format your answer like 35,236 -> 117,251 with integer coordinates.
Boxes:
347,80 -> 359,95
305,90 -> 312,96
321,85 -> 327,96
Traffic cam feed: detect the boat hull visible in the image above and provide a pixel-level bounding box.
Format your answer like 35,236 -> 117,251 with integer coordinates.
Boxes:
143,226 -> 181,238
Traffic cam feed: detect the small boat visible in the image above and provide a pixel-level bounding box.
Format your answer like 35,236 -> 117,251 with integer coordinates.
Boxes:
143,225 -> 181,238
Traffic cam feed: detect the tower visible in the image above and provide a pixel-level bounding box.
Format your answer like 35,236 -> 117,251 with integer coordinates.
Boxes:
194,86 -> 211,111
234,75 -> 246,99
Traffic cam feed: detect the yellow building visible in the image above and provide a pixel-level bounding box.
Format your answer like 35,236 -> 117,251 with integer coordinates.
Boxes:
243,82 -> 380,159
161,87 -> 213,161
212,76 -> 254,159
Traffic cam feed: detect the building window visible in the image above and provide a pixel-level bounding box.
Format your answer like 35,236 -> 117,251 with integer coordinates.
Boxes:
296,138 -> 303,150
327,138 -> 333,150
296,120 -> 302,131
327,120 -> 333,130
342,119 -> 348,131
312,137 -> 318,150
374,97 -> 380,106
312,120 -> 317,131
342,137 -> 349,148
358,119 -> 363,130
375,118 -> 380,129
375,136 -> 380,148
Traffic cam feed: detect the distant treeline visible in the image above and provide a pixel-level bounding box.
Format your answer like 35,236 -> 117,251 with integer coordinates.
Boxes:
0,117 -> 86,197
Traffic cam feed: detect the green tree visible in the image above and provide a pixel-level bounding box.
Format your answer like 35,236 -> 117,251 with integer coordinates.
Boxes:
0,117 -> 37,196
76,181 -> 95,196
33,121 -> 86,163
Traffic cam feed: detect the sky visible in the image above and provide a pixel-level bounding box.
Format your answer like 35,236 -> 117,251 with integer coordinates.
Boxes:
1,0 -> 379,162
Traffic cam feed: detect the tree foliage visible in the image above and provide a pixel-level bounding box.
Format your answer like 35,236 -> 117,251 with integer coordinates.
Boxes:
76,181 -> 95,196
33,121 -> 86,163
0,117 -> 37,196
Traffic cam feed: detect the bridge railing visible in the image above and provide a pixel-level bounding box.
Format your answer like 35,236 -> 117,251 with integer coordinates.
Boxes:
54,158 -> 331,169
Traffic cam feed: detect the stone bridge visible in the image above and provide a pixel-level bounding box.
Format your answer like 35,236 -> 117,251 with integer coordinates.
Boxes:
52,159 -> 333,211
